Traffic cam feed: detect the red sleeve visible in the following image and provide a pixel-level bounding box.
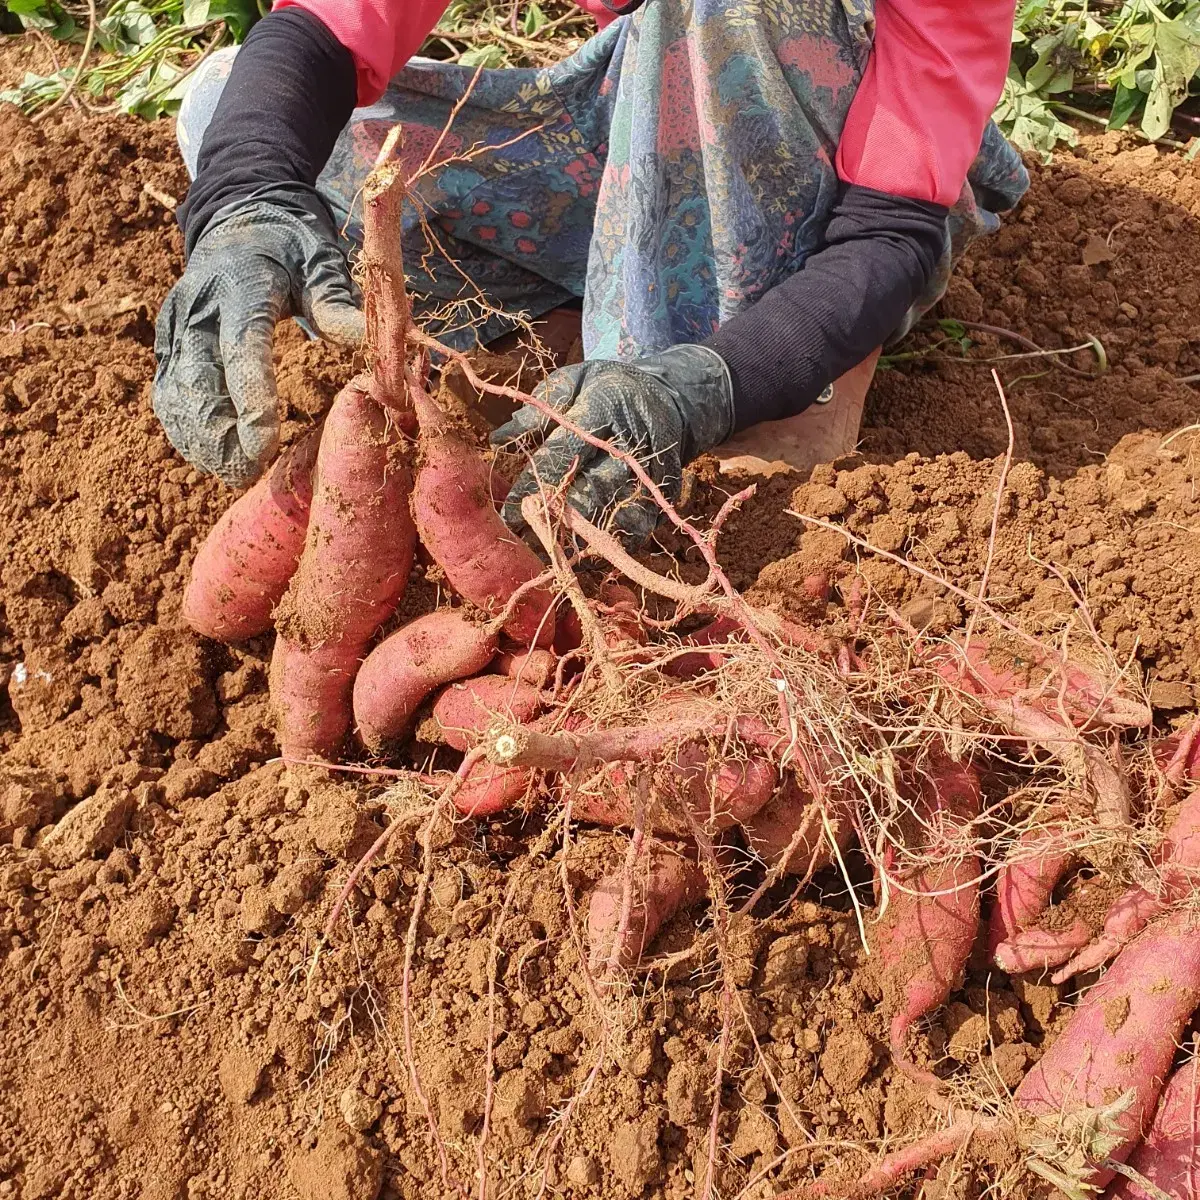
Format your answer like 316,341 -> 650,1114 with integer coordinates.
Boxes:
835,0 -> 1016,207
273,0 -> 613,107
273,0 -> 453,105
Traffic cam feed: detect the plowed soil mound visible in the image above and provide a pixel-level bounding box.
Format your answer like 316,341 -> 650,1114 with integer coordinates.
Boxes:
1,73 -> 1199,1200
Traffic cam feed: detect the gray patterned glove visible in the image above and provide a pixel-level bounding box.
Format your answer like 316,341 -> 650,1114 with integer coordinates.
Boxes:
153,185 -> 363,489
491,344 -> 735,544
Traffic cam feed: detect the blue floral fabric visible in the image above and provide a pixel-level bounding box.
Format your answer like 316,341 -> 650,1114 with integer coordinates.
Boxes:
178,0 -> 1028,356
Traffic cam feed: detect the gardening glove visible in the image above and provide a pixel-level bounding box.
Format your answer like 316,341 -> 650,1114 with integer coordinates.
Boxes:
491,344 -> 735,545
153,185 -> 364,490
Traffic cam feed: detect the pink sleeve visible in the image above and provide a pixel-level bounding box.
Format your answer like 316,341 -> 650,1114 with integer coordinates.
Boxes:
274,0 -> 454,106
835,0 -> 1016,207
275,0 -> 612,107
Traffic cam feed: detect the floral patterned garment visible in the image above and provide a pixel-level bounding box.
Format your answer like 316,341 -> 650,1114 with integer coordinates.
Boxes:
178,0 -> 1028,356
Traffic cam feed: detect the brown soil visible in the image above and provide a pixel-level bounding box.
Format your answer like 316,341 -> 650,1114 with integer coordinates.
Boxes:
2,57 -> 1200,1200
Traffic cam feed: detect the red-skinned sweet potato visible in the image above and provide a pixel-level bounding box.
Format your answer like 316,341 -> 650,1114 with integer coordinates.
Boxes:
1017,908 -> 1200,1191
988,826 -> 1077,958
552,581 -> 644,656
410,386 -> 554,646
353,609 -> 497,750
936,636 -> 1150,730
871,756 -> 981,1087
575,752 -> 778,836
430,674 -> 543,752
743,779 -> 856,877
1109,1049 -> 1200,1199
1052,785 -> 1200,983
271,384 -> 415,759
993,920 -> 1094,974
184,431 -> 318,642
494,647 -> 556,689
587,844 -> 706,973
1155,717 -> 1200,786
454,762 -> 535,818
790,908 -> 1200,1199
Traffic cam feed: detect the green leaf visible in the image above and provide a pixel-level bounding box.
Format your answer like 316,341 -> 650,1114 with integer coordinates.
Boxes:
1025,24 -> 1080,94
1152,14 -> 1200,101
1108,80 -> 1144,128
459,43 -> 507,68
1143,74 -> 1174,139
182,0 -> 211,26
205,0 -> 262,39
521,1 -> 547,37
9,0 -> 60,33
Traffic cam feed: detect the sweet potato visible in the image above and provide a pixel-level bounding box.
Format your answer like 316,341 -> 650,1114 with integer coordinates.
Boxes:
494,647 -> 556,689
271,384 -> 415,759
576,751 -> 777,836
1017,907 -> 1200,1190
1053,785 -> 1200,983
792,908 -> 1200,1199
742,779 -> 855,877
870,756 -> 981,1086
430,674 -> 543,752
353,609 -> 497,750
552,581 -> 643,656
988,826 -> 1077,967
663,614 -> 744,678
993,920 -> 1094,974
1109,1050 -> 1200,1199
410,386 -> 554,646
454,762 -> 534,818
936,636 -> 1151,729
587,844 -> 705,973
183,431 -> 318,642
1155,716 -> 1200,786
268,638 -> 361,762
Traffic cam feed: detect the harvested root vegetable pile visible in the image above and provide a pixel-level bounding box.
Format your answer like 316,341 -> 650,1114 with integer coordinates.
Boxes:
6,66 -> 1200,1200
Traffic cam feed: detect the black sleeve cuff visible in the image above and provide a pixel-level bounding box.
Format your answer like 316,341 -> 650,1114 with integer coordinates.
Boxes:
177,7 -> 357,254
704,184 -> 949,432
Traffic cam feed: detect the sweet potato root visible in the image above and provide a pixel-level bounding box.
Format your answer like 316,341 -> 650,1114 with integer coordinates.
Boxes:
791,908 -> 1200,1199
552,581 -> 644,656
430,674 -> 543,752
494,647 -> 556,689
454,761 -> 534,818
1017,907 -> 1200,1190
936,636 -> 1150,729
271,384 -> 415,759
1156,716 -> 1200,787
577,751 -> 778,836
183,431 -> 318,642
993,920 -> 1094,974
353,609 -> 497,750
987,827 -> 1077,957
410,385 -> 554,646
587,843 -> 706,973
742,779 -> 855,877
870,755 -> 981,1087
268,638 -> 362,762
1052,784 -> 1200,983
1109,1049 -> 1200,1199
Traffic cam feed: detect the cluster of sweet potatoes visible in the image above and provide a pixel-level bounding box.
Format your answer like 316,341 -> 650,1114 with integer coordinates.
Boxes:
178,150 -> 1200,1200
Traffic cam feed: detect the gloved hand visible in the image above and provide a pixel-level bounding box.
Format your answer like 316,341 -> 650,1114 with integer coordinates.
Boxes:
153,185 -> 364,489
491,344 -> 735,544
